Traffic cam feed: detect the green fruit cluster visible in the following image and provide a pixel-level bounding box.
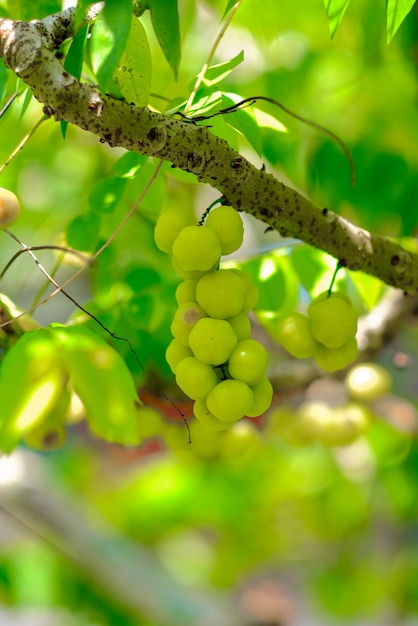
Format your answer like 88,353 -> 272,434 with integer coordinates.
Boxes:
277,291 -> 359,372
154,205 -> 273,428
267,400 -> 372,447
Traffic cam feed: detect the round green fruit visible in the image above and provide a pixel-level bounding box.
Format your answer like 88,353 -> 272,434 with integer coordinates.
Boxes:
309,295 -> 358,349
277,312 -> 318,358
205,205 -> 244,255
172,225 -> 221,272
170,301 -> 206,346
196,269 -> 246,318
228,338 -> 268,385
314,338 -> 358,372
154,208 -> 192,252
246,376 -> 273,417
193,398 -> 235,431
175,357 -> 217,400
206,379 -> 254,422
345,363 -> 392,402
188,317 -> 237,365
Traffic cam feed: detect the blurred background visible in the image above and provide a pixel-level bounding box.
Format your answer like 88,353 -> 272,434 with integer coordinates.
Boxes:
0,0 -> 418,624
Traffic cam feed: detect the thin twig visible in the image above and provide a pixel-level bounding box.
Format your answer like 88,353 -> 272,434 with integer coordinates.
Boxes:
0,116 -> 48,174
183,95 -> 356,186
184,0 -> 243,114
0,245 -> 91,279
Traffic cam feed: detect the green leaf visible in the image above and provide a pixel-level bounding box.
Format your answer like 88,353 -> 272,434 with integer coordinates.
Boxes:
323,0 -> 351,38
75,0 -> 95,29
112,152 -> 148,178
90,0 -> 132,92
387,0 -> 415,43
149,0 -> 181,79
291,245 -> 347,298
0,59 -> 9,102
53,325 -> 141,445
227,251 -> 298,339
18,87 -> 33,122
222,0 -> 239,19
113,16 -> 151,107
0,329 -> 63,453
202,50 -> 244,87
222,93 -> 262,156
66,213 -> 101,252
185,90 -> 223,118
88,177 -> 126,214
64,24 -> 88,80
61,24 -> 89,138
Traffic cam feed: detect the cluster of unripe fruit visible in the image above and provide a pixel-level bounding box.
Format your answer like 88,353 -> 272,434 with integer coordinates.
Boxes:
154,204 -> 273,429
267,362 -> 392,447
277,291 -> 358,372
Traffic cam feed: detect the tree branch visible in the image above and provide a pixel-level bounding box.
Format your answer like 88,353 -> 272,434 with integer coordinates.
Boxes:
0,451 -> 242,626
1,8 -> 417,293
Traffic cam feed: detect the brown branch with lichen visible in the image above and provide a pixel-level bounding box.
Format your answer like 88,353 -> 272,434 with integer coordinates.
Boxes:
1,6 -> 417,294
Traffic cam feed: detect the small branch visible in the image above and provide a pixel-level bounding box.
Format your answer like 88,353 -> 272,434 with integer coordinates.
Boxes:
0,452 -> 242,626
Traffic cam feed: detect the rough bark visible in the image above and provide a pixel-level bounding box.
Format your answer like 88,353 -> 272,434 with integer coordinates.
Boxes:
0,6 -> 417,293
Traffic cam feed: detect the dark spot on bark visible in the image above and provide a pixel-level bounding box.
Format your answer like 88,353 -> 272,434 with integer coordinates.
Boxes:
338,259 -> 347,267
147,127 -> 158,141
42,105 -> 54,117
260,208 -> 273,218
231,157 -> 243,169
322,208 -> 328,216
391,254 -> 400,266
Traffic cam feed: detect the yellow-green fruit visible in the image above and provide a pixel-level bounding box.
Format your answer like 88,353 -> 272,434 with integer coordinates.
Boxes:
246,376 -> 273,417
154,208 -> 192,252
205,205 -> 244,255
219,420 -> 261,459
309,295 -> 358,349
170,302 -> 207,346
277,312 -> 318,358
0,188 -> 20,228
345,363 -> 392,402
193,398 -> 235,431
137,406 -> 165,439
24,421 -> 67,451
314,338 -> 358,372
314,403 -> 372,447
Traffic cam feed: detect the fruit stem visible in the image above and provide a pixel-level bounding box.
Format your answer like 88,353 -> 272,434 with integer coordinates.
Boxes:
327,261 -> 344,297
198,196 -> 225,226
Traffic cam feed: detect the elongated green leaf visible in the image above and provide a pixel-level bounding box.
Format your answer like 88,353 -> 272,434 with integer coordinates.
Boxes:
0,59 -> 9,102
90,0 -> 132,92
202,50 -> 244,87
113,16 -> 151,107
75,0 -> 95,29
149,0 -> 181,79
323,0 -> 351,38
0,329 -> 63,453
387,0 -> 415,42
53,325 -> 141,445
222,0 -> 239,19
113,152 -> 148,178
64,24 -> 88,80
222,93 -> 262,156
61,24 -> 88,138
